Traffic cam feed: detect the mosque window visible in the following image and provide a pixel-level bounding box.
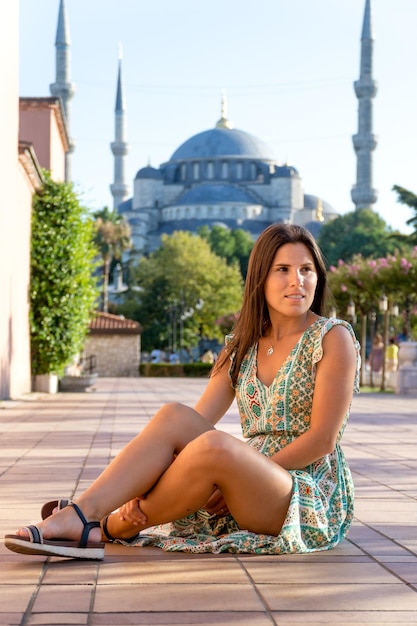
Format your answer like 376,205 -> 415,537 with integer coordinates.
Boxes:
193,162 -> 199,180
236,162 -> 243,179
250,163 -> 257,179
207,161 -> 214,179
180,164 -> 186,180
221,162 -> 228,179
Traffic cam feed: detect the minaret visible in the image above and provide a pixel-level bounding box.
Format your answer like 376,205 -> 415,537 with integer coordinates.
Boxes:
50,0 -> 75,181
351,0 -> 378,210
110,46 -> 130,209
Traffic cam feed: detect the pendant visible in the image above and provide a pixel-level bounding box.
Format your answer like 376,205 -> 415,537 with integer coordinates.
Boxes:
267,345 -> 274,356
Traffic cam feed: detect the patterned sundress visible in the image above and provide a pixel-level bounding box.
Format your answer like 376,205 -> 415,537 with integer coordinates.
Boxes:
132,317 -> 360,554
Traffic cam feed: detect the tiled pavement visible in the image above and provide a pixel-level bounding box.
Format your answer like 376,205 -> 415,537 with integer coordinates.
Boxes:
0,377 -> 416,626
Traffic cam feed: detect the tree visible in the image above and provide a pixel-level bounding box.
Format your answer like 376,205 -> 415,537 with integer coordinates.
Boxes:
30,171 -> 99,376
317,209 -> 404,267
327,250 -> 417,387
93,207 -> 132,312
119,231 -> 244,352
328,252 -> 417,321
392,185 -> 417,244
198,225 -> 254,278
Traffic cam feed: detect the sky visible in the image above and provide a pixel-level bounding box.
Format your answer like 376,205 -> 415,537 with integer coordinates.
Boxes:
19,0 -> 416,234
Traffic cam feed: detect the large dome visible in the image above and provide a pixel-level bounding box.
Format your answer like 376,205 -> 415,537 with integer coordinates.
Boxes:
169,127 -> 277,162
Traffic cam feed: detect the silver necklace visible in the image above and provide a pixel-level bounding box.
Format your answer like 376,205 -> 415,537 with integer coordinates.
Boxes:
267,342 -> 278,356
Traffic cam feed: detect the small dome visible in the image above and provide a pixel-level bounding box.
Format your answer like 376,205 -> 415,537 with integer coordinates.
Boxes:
304,194 -> 335,215
117,197 -> 132,213
169,127 -> 276,162
135,166 -> 162,180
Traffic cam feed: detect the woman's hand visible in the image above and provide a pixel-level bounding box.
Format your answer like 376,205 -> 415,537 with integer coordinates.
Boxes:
203,487 -> 229,517
118,497 -> 147,526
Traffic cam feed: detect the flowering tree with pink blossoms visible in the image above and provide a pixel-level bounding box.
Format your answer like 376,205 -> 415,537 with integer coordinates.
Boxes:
327,249 -> 417,387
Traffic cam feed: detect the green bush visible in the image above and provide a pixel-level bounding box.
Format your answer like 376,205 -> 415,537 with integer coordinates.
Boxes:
139,363 -> 213,377
30,171 -> 99,375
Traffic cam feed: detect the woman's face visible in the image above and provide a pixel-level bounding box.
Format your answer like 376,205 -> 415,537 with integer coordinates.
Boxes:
264,242 -> 318,317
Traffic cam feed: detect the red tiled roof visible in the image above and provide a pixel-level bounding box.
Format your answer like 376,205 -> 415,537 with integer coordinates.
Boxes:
89,312 -> 142,335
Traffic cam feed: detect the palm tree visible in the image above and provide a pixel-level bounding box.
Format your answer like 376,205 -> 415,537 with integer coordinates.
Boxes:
392,185 -> 417,244
93,207 -> 132,312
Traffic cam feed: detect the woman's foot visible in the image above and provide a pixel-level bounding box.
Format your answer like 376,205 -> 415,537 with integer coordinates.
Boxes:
40,499 -> 141,544
5,502 -> 104,559
14,502 -> 102,545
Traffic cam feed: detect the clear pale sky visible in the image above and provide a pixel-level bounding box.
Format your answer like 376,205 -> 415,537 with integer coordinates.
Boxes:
19,0 -> 416,234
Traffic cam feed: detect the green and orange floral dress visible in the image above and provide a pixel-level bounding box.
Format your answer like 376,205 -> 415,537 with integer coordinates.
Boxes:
133,317 -> 360,553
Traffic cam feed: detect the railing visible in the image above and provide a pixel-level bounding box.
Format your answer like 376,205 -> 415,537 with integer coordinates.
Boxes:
81,355 -> 96,375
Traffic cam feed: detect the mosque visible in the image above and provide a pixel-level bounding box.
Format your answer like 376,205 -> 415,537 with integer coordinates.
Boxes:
53,0 -> 377,257
117,95 -> 339,255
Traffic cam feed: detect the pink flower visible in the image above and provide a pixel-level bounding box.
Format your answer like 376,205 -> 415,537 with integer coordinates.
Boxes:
400,258 -> 412,273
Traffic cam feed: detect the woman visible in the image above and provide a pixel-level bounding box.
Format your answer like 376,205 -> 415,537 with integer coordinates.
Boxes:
369,333 -> 384,373
5,224 -> 360,560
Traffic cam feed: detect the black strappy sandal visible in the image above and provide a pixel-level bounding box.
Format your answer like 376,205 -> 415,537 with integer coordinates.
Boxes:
41,498 -> 71,520
5,502 -> 105,560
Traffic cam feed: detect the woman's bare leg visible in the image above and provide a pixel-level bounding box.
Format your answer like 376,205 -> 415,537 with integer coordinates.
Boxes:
105,429 -> 293,539
130,429 -> 293,536
15,402 -> 214,542
15,409 -> 293,542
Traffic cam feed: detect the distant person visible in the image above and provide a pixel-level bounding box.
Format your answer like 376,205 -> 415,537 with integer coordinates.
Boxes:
369,333 -> 384,373
201,349 -> 215,364
5,224 -> 359,560
385,338 -> 399,372
169,351 -> 180,365
150,349 -> 162,364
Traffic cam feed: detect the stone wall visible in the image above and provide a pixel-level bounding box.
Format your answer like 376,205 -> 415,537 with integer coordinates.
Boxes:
83,334 -> 140,377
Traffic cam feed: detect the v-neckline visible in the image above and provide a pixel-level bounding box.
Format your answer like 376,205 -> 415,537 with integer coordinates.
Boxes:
254,318 -> 321,389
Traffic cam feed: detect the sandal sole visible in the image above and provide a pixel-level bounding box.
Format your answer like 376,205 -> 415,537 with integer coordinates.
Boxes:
5,535 -> 104,560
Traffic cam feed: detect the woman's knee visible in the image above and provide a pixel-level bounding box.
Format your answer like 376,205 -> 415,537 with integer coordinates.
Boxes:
150,402 -> 213,447
190,429 -> 232,464
152,402 -> 188,424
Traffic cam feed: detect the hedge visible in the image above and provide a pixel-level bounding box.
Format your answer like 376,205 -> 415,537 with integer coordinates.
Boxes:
139,363 -> 213,377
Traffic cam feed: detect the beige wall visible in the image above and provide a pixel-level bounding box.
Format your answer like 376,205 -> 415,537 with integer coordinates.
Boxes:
0,2 -> 32,399
83,335 -> 140,377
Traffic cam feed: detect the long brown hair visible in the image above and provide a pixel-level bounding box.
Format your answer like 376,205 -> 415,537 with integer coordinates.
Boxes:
212,223 -> 329,386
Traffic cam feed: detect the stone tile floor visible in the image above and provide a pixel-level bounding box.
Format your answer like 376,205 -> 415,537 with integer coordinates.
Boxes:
0,377 -> 416,625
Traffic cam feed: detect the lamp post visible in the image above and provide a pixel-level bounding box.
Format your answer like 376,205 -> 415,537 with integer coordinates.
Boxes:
379,293 -> 388,392
347,298 -> 356,325
346,297 -> 367,387
358,308 -> 367,388
368,310 -> 377,388
177,295 -> 204,362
